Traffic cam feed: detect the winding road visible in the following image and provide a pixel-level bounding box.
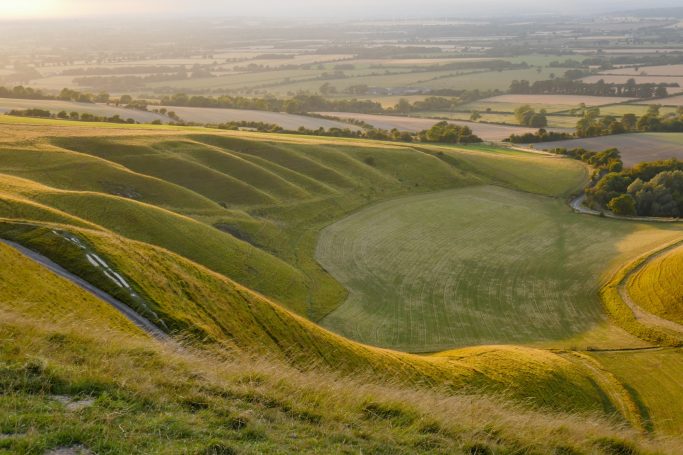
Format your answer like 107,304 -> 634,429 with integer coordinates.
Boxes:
0,239 -> 171,342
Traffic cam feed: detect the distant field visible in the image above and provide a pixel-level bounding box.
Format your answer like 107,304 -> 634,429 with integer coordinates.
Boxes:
316,112 -> 572,141
591,349 -> 683,436
581,75 -> 683,94
480,94 -> 635,106
459,101 -> 581,114
533,133 -> 683,166
604,64 -> 683,76
597,104 -> 679,116
413,111 -> 579,128
628,244 -> 683,325
0,99 -> 166,122
641,94 -> 683,106
317,185 -> 682,351
158,106 -> 358,130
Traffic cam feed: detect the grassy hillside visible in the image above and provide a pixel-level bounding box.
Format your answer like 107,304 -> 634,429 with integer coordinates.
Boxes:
627,243 -> 683,325
0,222 -> 624,415
0,241 -> 669,454
0,120 -> 590,319
318,185 -> 683,351
0,119 -> 681,452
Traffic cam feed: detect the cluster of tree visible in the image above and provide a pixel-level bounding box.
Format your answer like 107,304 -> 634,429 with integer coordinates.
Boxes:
586,159 -> 683,217
514,105 -> 548,127
505,129 -> 574,144
7,108 -> 139,124
575,105 -> 683,138
550,147 -> 623,174
0,86 -> 103,103
416,121 -> 482,144
510,78 -> 674,98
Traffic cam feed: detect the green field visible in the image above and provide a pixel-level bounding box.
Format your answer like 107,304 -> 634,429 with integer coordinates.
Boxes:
317,185 -> 683,351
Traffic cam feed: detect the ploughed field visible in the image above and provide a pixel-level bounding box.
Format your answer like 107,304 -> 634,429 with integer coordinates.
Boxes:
533,133 -> 683,167
317,185 -> 683,351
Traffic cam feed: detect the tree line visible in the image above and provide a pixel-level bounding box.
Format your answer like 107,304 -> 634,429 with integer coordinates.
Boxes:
510,78 -> 674,98
7,108 -> 139,124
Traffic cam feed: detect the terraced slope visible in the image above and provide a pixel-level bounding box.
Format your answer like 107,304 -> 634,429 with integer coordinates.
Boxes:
317,186 -> 683,351
0,120 -> 590,319
627,243 -> 683,325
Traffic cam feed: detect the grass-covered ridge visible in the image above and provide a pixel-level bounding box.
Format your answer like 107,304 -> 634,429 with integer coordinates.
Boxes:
0,119 -> 681,451
0,120 -> 590,320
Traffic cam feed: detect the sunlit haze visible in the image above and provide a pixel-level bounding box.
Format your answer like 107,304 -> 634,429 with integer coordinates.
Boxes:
2,0 -> 682,20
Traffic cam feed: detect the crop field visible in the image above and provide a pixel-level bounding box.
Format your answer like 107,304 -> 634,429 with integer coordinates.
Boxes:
591,349 -> 683,436
157,106 -> 357,130
414,111 -> 579,128
315,112 -> 572,141
627,244 -> 683,324
0,99 -> 166,122
596,103 -> 679,116
317,185 -> 683,351
533,133 -> 683,166
641,94 -> 683,106
458,101 -> 582,114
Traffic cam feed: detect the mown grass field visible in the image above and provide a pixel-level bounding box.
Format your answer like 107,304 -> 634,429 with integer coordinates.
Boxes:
628,244 -> 683,324
317,185 -> 683,351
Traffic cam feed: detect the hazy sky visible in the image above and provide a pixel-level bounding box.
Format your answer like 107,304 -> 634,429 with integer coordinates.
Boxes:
1,0 -> 681,20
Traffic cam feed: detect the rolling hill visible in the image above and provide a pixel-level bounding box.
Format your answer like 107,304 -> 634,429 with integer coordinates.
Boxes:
0,116 -> 681,452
